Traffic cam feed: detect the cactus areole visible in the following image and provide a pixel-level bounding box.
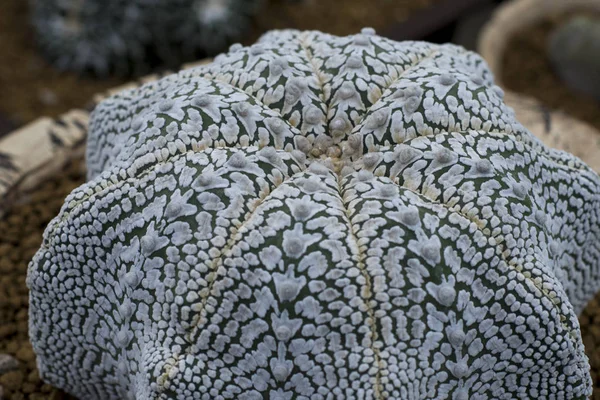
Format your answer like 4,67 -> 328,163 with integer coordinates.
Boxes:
27,29 -> 600,399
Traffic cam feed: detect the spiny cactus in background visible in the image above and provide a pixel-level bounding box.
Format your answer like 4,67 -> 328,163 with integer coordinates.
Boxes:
548,15 -> 600,101
29,0 -> 262,76
28,29 -> 600,399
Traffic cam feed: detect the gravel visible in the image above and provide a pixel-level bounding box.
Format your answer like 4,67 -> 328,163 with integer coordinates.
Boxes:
0,160 -> 82,400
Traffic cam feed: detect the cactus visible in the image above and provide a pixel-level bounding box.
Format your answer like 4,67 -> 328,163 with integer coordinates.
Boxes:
29,0 -> 262,76
548,15 -> 600,101
28,29 -> 600,399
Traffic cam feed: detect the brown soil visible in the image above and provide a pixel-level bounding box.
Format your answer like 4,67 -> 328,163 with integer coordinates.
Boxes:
501,12 -> 600,132
1,158 -> 600,398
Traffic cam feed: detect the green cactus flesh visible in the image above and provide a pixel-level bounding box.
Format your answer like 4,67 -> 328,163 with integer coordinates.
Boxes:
28,29 -> 600,399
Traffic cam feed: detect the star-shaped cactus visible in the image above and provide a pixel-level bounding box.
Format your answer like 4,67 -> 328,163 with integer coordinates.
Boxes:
28,29 -> 600,399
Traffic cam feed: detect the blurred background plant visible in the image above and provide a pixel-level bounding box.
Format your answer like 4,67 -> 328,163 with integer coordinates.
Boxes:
548,16 -> 600,102
483,0 -> 600,132
30,0 -> 263,76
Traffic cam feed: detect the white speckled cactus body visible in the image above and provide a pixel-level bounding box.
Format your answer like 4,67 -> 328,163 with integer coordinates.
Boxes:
28,29 -> 600,399
30,0 -> 262,76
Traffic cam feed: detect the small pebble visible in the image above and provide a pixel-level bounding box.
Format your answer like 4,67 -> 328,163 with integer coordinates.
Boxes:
0,354 -> 19,375
0,370 -> 23,391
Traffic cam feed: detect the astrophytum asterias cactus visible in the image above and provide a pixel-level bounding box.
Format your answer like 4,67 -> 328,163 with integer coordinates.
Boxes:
28,29 -> 600,399
30,0 -> 262,76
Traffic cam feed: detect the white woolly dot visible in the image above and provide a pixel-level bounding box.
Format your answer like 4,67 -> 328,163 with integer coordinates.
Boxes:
436,148 -> 454,164
279,281 -> 301,301
348,133 -> 362,150
513,182 -> 528,199
421,244 -> 439,262
396,147 -> 416,164
449,329 -> 466,347
439,73 -> 456,86
302,179 -> 322,192
393,88 -> 406,99
293,204 -> 311,221
379,185 -> 396,198
140,235 -> 156,255
194,173 -> 214,188
124,271 -> 139,288
493,85 -> 505,98
229,43 -> 243,52
284,237 -> 304,257
321,158 -> 335,171
228,153 -> 247,168
234,102 -> 250,117
437,284 -> 456,307
268,119 -> 286,135
308,162 -> 330,176
475,159 -> 493,174
271,57 -> 288,73
455,388 -> 469,400
295,136 -> 312,154
341,166 -> 355,177
286,79 -> 306,102
158,99 -> 174,112
249,44 -> 264,56
404,96 -> 421,114
363,153 -> 379,169
353,34 -> 370,46
366,109 -> 388,129
291,150 -> 306,164
118,302 -> 134,319
357,170 -> 374,182
275,326 -> 293,342
549,241 -> 559,257
361,27 -> 376,35
535,210 -> 547,226
131,117 -> 144,131
471,74 -> 484,85
400,209 -> 420,226
273,365 -> 290,382
339,82 -> 356,99
330,118 -> 346,132
259,147 -> 279,162
305,106 -> 323,124
452,362 -> 468,379
116,330 -> 129,348
165,202 -> 182,219
193,95 -> 210,107
117,361 -> 128,374
347,55 -> 363,69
